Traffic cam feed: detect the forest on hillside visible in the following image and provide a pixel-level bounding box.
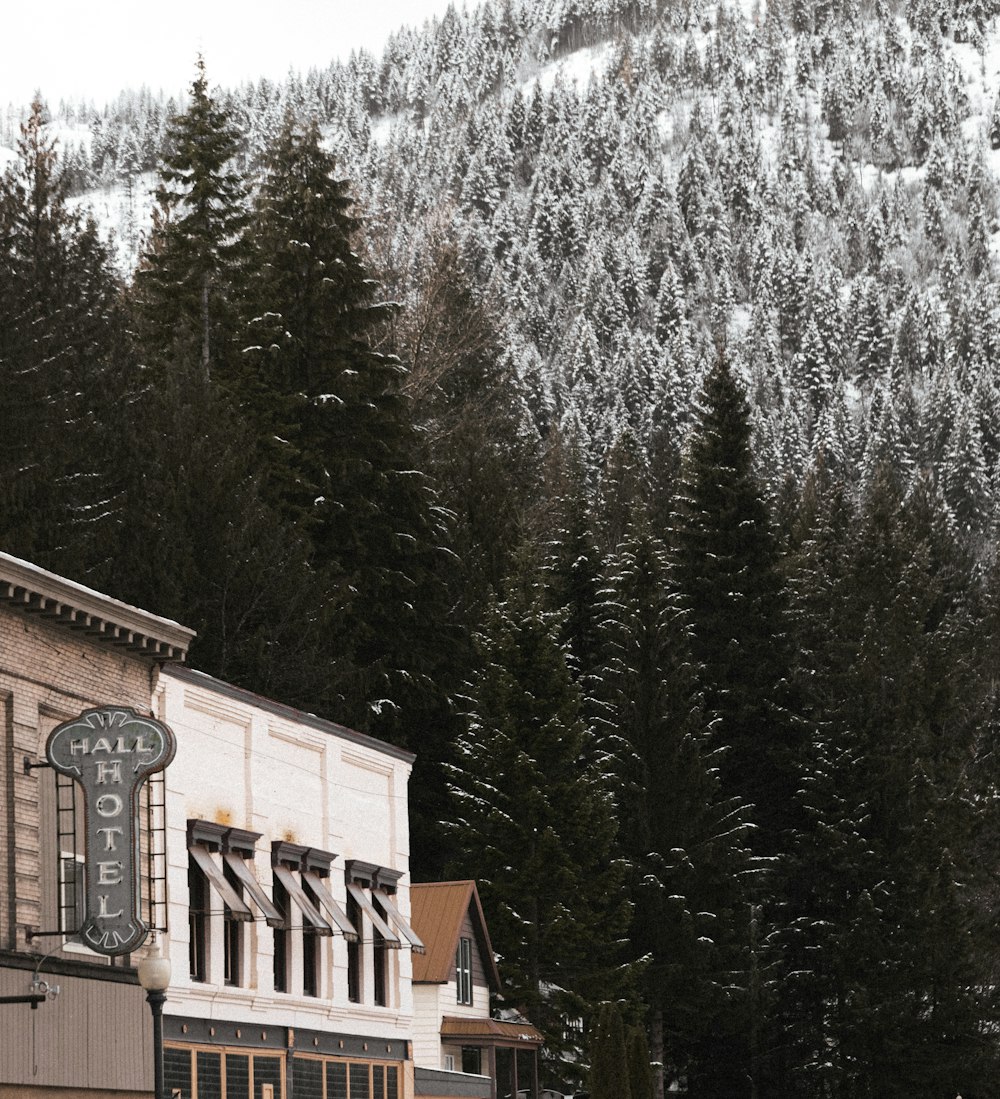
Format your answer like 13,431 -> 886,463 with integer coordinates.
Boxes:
6,0 -> 1000,1094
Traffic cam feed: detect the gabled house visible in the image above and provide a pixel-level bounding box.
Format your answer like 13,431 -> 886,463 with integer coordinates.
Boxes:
410,881 -> 543,1099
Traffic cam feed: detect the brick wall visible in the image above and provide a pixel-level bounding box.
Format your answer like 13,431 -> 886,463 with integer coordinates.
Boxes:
0,606 -> 157,953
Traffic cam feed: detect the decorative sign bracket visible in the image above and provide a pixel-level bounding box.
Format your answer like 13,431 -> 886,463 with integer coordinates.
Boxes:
46,707 -> 176,956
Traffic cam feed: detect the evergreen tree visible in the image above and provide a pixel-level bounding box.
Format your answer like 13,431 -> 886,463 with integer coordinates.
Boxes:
0,99 -> 125,571
668,354 -> 801,855
134,56 -> 249,380
599,517 -> 753,1096
626,1025 -> 654,1099
588,1001 -> 632,1099
447,572 -> 628,1089
784,465 -> 1000,1097
246,114 -> 459,874
103,362 -> 334,707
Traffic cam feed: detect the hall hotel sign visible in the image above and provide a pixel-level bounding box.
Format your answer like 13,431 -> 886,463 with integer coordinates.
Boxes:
46,706 -> 176,955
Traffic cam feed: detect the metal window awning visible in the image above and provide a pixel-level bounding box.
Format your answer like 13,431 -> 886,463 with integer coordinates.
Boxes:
375,889 -> 426,954
189,845 -> 252,921
272,865 -> 333,935
222,852 -> 284,928
302,870 -> 359,941
346,883 -> 401,948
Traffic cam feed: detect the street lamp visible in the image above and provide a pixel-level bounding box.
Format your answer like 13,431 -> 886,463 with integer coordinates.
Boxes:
137,939 -> 171,1099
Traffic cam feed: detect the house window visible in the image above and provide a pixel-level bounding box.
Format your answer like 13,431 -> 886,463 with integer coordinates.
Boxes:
222,859 -> 243,986
373,896 -> 388,1007
462,1047 -> 482,1075
347,890 -> 362,1003
303,927 -> 319,998
349,1062 -> 370,1099
59,853 -> 84,935
188,858 -> 209,982
302,877 -> 321,998
273,874 -> 289,993
456,936 -> 473,1004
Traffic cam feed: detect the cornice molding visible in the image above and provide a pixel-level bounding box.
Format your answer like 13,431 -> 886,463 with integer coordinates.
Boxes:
0,552 -> 194,662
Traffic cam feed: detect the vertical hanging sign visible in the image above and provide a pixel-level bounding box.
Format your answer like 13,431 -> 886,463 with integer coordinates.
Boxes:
46,707 -> 176,956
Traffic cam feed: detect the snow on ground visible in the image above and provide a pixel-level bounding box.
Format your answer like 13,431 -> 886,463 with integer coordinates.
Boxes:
67,171 -> 157,276
523,42 -> 613,95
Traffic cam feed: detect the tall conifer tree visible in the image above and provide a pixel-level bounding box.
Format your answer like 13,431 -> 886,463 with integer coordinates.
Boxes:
246,115 -> 457,873
668,354 -> 801,855
135,56 -> 249,379
447,571 -> 628,1088
0,99 -> 124,571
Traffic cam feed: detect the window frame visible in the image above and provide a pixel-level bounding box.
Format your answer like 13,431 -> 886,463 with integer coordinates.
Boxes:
346,890 -> 362,1004
456,936 -> 473,1005
188,855 -> 209,983
222,857 -> 244,987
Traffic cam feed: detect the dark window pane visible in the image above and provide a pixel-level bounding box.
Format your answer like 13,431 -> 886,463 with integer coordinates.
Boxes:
327,1061 -> 348,1099
295,1058 -> 323,1099
373,1064 -> 384,1099
303,929 -> 318,997
386,1066 -> 398,1099
496,1048 -> 514,1099
165,1047 -> 193,1098
373,898 -> 387,1006
349,1062 -> 371,1099
347,893 -> 361,1002
515,1048 -> 536,1098
462,1047 -> 482,1075
273,876 -> 289,993
223,861 -> 243,986
254,1054 -> 282,1099
188,861 -> 208,981
456,937 -> 472,1004
197,1051 -> 223,1099
226,1054 -> 250,1099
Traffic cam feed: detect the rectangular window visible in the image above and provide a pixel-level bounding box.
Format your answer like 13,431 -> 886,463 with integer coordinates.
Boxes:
295,1058 -> 323,1099
254,1055 -> 282,1099
462,1047 -> 482,1075
189,859 -> 209,982
373,897 -> 387,1007
227,1054 -> 251,1099
165,1048 -> 193,1099
496,1047 -> 514,1099
327,1061 -> 348,1099
456,936 -> 472,1004
273,875 -> 289,994
349,1062 -> 371,1099
347,891 -> 362,1003
303,878 -> 320,998
59,853 -> 84,934
164,1046 -> 400,1099
223,860 -> 243,986
196,1050 -> 223,1099
303,929 -> 319,998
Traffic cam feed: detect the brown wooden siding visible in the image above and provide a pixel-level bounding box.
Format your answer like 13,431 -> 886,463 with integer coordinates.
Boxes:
0,965 -> 152,1090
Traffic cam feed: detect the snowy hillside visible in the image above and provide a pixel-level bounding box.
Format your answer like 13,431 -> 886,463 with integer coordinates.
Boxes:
6,0 -> 1000,544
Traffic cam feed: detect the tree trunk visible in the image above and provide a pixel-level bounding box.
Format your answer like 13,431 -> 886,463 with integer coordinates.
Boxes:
650,1006 -> 664,1099
202,274 -> 211,380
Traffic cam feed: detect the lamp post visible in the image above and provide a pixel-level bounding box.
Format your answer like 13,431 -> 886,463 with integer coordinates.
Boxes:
137,942 -> 171,1099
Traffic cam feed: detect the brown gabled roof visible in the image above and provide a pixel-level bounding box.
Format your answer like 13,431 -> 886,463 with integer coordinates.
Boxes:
441,1016 -> 543,1047
410,881 -> 501,992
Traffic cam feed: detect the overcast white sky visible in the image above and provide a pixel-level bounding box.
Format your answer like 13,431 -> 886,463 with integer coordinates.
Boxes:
2,1 -> 459,107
